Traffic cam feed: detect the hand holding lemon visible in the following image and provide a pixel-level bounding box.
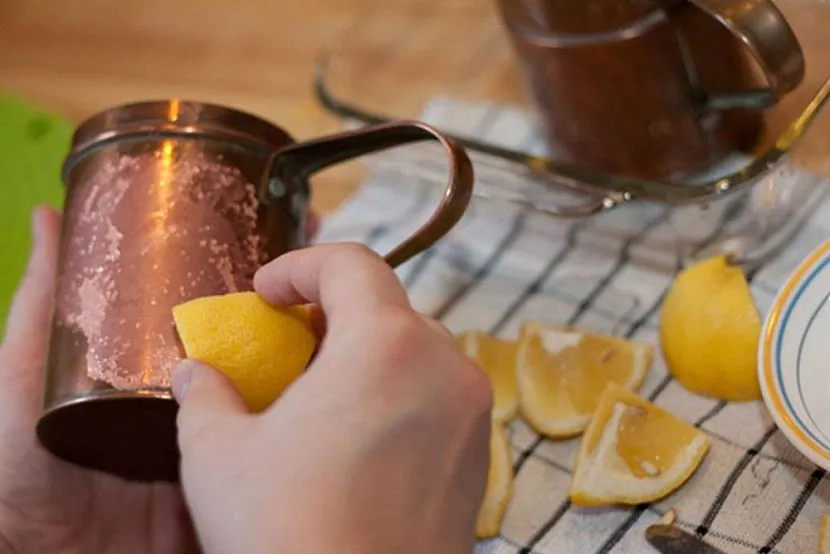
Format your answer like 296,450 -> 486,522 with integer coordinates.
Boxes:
173,292 -> 318,412
172,244 -> 492,554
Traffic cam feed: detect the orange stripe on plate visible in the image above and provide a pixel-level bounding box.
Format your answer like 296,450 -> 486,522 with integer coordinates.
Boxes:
761,239 -> 830,461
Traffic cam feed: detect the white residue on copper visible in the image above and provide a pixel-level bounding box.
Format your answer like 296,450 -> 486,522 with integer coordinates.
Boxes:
208,238 -> 228,255
244,234 -> 262,265
239,181 -> 262,267
104,222 -> 123,262
96,175 -> 130,215
216,256 -> 237,292
68,151 -> 270,390
70,269 -> 122,387
149,335 -> 175,387
73,277 -> 108,340
66,155 -> 133,347
81,182 -> 103,222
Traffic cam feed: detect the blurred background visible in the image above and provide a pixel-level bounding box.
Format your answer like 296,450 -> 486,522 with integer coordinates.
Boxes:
0,0 -> 369,213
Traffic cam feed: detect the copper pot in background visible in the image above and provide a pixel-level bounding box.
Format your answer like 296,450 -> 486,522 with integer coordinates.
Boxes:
36,100 -> 473,482
495,0 -> 805,181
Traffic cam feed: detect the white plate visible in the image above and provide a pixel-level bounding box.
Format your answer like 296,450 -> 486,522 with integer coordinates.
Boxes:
760,239 -> 830,470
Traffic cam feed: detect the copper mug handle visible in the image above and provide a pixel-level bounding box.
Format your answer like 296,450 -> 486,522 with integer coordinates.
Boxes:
265,120 -> 474,267
676,0 -> 805,110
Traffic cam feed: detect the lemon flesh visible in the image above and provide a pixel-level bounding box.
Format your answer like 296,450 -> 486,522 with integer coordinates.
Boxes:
516,323 -> 652,438
660,255 -> 761,401
172,291 -> 317,412
476,422 -> 514,539
570,383 -> 710,507
458,331 -> 519,423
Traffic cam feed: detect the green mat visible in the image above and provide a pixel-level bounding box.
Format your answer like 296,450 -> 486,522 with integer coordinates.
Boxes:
0,93 -> 72,337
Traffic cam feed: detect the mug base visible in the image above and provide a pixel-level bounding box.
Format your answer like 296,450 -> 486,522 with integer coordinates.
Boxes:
36,390 -> 179,482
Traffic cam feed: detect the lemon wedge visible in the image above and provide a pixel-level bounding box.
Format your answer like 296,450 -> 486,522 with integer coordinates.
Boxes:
516,323 -> 652,438
660,254 -> 762,401
569,383 -> 710,507
458,331 -> 519,422
476,422 -> 513,538
172,291 -> 317,412
819,513 -> 830,553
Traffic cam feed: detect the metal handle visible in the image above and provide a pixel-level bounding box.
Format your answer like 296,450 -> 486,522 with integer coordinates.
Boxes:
265,120 -> 474,267
680,0 -> 805,110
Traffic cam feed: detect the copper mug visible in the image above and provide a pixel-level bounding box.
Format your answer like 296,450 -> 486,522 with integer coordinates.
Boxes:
36,100 -> 473,482
496,0 -> 805,181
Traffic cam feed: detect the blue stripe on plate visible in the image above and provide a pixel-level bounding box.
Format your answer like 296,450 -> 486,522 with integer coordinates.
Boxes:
776,252 -> 830,451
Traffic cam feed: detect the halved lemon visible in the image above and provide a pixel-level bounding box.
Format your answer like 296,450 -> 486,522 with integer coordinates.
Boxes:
660,254 -> 762,402
476,422 -> 514,539
173,291 -> 317,412
569,383 -> 710,507
457,331 -> 519,422
516,323 -> 652,438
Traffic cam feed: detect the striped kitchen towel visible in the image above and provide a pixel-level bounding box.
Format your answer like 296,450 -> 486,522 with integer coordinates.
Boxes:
316,97 -> 830,554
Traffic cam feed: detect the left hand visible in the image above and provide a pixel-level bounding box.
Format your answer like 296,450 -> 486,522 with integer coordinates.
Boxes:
0,206 -> 200,553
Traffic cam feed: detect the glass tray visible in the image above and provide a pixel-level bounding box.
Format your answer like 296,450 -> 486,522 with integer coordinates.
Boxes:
315,0 -> 830,267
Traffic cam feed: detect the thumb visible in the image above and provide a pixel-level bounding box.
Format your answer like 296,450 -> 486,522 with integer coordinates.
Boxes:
173,359 -> 248,450
0,206 -> 61,421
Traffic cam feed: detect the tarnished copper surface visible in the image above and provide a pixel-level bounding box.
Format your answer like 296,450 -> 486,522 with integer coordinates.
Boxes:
37,100 -> 474,482
58,148 -> 265,389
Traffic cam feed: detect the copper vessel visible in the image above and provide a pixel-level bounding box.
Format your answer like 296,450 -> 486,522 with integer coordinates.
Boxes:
496,0 -> 805,181
36,100 -> 474,482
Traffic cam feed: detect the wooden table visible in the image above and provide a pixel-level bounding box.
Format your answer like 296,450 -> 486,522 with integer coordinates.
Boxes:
3,0 -> 830,214
0,0 -> 373,214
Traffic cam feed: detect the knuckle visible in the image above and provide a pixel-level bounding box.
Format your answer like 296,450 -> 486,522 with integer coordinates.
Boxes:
334,242 -> 383,264
419,315 -> 455,341
375,307 -> 430,355
360,306 -> 493,418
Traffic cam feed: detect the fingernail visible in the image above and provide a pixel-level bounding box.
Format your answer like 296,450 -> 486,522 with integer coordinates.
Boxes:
171,359 -> 196,403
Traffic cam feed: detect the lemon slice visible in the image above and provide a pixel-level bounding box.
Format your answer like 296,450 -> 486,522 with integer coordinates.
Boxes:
819,514 -> 830,553
457,331 -> 519,422
569,383 -> 710,507
660,254 -> 762,401
476,422 -> 513,539
173,291 -> 317,412
516,323 -> 652,438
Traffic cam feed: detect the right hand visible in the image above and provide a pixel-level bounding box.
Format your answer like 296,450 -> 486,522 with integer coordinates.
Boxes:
173,243 -> 493,554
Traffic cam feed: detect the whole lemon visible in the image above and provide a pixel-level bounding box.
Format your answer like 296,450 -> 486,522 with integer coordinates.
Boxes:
659,255 -> 762,402
173,291 -> 317,412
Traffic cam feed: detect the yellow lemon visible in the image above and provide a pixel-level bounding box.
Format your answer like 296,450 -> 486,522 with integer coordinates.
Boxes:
516,323 -> 652,438
476,422 -> 514,539
172,291 -> 317,412
660,255 -> 762,401
570,383 -> 710,507
457,331 -> 519,423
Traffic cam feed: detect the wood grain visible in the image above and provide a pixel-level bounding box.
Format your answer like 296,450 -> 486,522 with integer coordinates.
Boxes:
3,0 -> 829,212
0,0 -> 371,213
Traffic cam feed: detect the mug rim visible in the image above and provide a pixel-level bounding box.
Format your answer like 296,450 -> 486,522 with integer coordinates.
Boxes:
63,99 -> 296,183
72,99 -> 292,149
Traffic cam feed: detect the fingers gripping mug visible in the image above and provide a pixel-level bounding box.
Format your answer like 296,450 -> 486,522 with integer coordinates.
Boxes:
35,100 -> 474,482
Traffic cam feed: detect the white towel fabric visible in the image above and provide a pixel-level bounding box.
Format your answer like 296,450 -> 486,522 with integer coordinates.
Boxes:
315,97 -> 830,554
